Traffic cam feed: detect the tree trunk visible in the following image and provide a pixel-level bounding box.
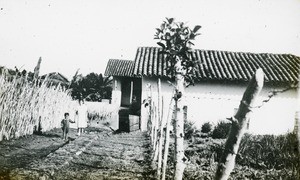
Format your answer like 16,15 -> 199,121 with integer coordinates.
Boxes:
174,60 -> 186,180
215,68 -> 264,180
162,97 -> 174,180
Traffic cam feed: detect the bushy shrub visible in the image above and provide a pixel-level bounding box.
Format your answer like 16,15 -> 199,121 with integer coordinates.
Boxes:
211,121 -> 231,139
201,122 -> 212,133
184,120 -> 197,139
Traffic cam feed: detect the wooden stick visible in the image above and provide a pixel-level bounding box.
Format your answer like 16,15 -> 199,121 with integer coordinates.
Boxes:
157,79 -> 164,178
162,96 -> 174,180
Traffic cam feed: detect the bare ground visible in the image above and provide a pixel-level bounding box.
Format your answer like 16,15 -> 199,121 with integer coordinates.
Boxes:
0,128 -> 154,180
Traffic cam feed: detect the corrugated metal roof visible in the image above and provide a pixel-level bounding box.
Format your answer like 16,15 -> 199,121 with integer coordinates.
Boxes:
104,59 -> 134,77
133,47 -> 300,83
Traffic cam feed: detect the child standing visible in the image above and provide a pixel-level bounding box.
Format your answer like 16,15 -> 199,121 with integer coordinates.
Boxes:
61,113 -> 75,140
76,100 -> 88,136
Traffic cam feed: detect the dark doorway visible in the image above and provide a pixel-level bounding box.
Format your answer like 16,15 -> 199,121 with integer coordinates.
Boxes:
120,77 -> 141,107
132,78 -> 142,108
121,78 -> 131,107
119,77 -> 142,132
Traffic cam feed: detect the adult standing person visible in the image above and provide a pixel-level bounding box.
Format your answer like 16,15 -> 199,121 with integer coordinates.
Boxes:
77,99 -> 88,136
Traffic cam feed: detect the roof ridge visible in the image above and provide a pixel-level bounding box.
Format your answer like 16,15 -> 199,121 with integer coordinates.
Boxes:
108,59 -> 134,62
136,46 -> 300,58
131,47 -> 300,83
105,59 -> 135,77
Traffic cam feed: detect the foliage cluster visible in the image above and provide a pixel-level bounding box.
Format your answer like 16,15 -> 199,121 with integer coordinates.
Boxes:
201,122 -> 212,133
70,72 -> 112,102
155,18 -> 201,85
154,18 -> 201,179
184,120 -> 197,139
183,121 -> 231,140
211,121 -> 231,139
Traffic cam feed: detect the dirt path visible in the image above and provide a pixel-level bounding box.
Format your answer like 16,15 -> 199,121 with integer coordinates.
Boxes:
0,128 -> 154,180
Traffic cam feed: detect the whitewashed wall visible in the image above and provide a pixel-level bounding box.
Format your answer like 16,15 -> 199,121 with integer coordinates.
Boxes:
81,77 -> 121,130
140,77 -> 298,135
111,77 -> 122,107
84,101 -> 119,130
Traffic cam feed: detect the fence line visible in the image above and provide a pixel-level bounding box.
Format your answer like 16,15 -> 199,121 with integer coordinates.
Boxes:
145,79 -> 175,179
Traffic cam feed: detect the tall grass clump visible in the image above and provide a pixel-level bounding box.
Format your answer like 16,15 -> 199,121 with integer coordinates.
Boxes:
184,132 -> 299,179
237,133 -> 299,175
0,69 -> 76,141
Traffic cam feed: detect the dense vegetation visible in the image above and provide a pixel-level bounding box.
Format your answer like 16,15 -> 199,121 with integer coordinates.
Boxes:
180,121 -> 300,179
70,72 -> 112,102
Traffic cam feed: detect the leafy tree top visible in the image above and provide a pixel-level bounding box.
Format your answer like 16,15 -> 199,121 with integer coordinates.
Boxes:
154,18 -> 201,85
70,71 -> 112,102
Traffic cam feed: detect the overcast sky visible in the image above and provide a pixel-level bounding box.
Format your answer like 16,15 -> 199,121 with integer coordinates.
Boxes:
0,0 -> 299,80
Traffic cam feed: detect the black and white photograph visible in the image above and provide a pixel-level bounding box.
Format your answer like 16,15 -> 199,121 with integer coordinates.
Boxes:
0,0 -> 299,179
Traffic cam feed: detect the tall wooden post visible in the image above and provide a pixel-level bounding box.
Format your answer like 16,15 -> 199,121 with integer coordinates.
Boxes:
154,79 -> 162,162
296,73 -> 300,155
162,96 -> 174,180
174,59 -> 186,180
215,68 -> 264,180
156,78 -> 164,178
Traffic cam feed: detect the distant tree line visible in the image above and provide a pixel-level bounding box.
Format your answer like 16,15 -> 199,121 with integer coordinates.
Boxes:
70,72 -> 112,102
0,66 -> 34,81
0,66 -> 112,102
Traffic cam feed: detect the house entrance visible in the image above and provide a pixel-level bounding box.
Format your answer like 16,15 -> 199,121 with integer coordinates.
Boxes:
121,78 -> 131,107
119,77 -> 141,132
120,78 -> 141,108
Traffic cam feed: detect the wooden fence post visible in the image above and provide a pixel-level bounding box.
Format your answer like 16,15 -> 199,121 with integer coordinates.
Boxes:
296,73 -> 300,155
157,79 -> 165,178
162,96 -> 174,180
215,68 -> 264,180
154,79 -> 162,164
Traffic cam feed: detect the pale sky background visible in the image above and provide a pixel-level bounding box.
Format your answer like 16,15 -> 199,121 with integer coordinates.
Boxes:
0,0 -> 299,80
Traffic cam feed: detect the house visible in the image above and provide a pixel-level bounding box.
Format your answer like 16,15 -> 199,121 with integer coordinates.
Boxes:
105,47 -> 300,134
104,59 -> 141,131
0,67 -> 70,87
40,72 -> 69,87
